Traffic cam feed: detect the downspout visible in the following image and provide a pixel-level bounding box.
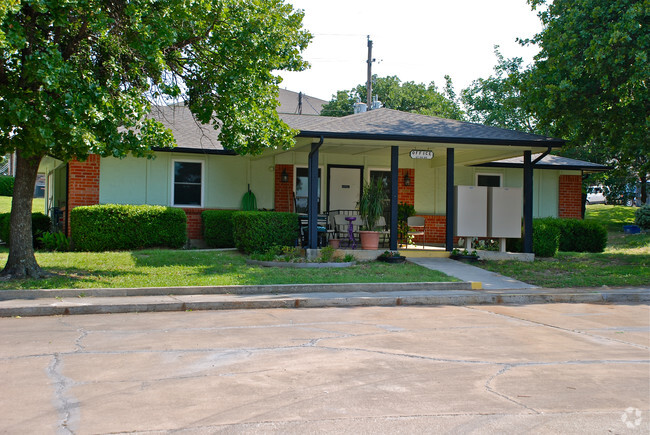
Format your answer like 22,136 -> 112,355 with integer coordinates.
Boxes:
307,136 -> 324,250
532,146 -> 552,165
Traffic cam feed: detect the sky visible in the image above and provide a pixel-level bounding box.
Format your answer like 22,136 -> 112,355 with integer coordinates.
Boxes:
278,0 -> 543,102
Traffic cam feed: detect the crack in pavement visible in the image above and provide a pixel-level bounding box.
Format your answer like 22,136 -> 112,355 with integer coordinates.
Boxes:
485,365 -> 541,414
46,353 -> 79,435
464,306 -> 650,350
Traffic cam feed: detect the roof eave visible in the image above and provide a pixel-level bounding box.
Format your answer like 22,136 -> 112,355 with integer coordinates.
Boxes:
152,146 -> 238,156
475,162 -> 612,172
296,130 -> 565,148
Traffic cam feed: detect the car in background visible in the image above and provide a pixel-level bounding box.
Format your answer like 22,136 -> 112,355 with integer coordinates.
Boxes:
586,185 -> 607,204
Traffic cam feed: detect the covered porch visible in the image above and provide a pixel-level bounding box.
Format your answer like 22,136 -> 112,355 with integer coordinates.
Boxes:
274,109 -> 565,253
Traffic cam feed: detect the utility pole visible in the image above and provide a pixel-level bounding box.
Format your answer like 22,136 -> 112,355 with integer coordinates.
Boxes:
366,36 -> 374,109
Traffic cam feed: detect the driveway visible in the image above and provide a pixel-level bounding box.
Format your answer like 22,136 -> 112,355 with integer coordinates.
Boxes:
1,303 -> 648,434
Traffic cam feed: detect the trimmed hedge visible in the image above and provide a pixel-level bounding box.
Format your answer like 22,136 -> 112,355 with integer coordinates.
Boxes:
70,204 -> 186,251
636,205 -> 650,230
202,210 -> 237,248
0,212 -> 51,247
233,211 -> 299,254
0,175 -> 14,196
532,220 -> 560,257
538,217 -> 607,253
507,217 -> 607,256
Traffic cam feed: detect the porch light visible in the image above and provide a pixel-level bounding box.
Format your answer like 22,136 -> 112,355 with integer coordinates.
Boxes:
403,173 -> 411,186
281,169 -> 289,183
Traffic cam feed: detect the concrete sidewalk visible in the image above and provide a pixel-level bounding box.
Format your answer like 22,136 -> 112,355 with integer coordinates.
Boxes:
407,257 -> 537,290
0,258 -> 648,317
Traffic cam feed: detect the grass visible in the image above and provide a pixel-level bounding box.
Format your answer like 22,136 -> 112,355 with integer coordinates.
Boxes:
478,205 -> 649,288
0,248 -> 456,290
0,195 -> 46,214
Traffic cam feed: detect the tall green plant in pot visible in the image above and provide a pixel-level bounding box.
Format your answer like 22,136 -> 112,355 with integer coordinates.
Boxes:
357,179 -> 387,250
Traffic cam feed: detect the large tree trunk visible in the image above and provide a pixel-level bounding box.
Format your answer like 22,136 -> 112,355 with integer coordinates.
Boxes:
1,150 -> 46,279
640,174 -> 647,205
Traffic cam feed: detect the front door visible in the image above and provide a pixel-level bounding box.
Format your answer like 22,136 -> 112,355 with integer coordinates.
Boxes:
328,166 -> 363,211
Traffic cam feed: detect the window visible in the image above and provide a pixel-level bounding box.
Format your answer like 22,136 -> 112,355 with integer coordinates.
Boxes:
295,167 -> 321,214
173,161 -> 203,206
476,173 -> 502,187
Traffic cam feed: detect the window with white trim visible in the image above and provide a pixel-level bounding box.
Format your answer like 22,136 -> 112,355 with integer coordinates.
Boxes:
173,161 -> 203,206
476,173 -> 502,187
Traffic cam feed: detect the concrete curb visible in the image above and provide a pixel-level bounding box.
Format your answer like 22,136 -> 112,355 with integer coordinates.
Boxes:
0,281 -> 473,300
1,288 -> 648,317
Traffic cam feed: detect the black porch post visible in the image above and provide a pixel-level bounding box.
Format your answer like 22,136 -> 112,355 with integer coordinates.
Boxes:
445,148 -> 455,251
308,140 -> 322,250
523,150 -> 533,253
389,146 -> 398,250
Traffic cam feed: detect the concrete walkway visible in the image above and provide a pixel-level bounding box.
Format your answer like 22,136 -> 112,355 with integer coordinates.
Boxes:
408,257 -> 537,290
0,258 -> 648,317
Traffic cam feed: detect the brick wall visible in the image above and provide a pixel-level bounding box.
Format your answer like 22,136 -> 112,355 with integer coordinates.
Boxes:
274,164 -> 294,212
398,168 -> 414,205
181,208 -> 205,239
66,155 -> 100,235
409,215 -> 458,245
558,174 -> 583,219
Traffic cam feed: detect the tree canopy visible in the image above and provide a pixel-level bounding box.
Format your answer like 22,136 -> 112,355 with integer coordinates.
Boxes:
0,0 -> 311,278
462,47 -> 539,134
321,75 -> 465,120
522,0 -> 648,198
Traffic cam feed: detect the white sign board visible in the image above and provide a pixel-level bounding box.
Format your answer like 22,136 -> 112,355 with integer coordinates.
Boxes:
410,150 -> 434,160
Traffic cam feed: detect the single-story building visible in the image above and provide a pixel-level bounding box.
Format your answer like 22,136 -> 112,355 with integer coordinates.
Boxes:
38,89 -> 608,252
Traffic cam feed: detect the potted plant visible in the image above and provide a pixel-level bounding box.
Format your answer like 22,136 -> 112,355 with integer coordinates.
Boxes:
357,178 -> 387,250
397,202 -> 415,247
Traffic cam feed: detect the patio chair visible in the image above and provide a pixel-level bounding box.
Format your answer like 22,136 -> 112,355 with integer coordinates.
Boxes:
376,216 -> 390,247
407,216 -> 426,249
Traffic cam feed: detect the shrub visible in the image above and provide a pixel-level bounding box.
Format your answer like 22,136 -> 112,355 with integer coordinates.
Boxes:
532,220 -> 560,257
70,204 -> 186,251
636,205 -> 650,230
0,175 -> 14,196
0,212 -> 50,247
38,231 -> 69,251
538,217 -> 607,253
233,211 -> 299,254
202,210 -> 237,248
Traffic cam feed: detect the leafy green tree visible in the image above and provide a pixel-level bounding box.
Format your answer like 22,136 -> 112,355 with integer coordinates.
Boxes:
0,0 -> 310,278
320,90 -> 355,117
523,0 -> 649,203
462,47 -> 539,134
321,75 -> 465,120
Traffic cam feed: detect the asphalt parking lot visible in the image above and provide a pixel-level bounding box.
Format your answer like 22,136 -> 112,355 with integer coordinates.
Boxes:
1,303 -> 648,434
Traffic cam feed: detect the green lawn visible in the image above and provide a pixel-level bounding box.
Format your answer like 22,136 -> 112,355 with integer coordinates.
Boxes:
478,205 -> 649,288
0,195 -> 45,214
0,248 -> 456,290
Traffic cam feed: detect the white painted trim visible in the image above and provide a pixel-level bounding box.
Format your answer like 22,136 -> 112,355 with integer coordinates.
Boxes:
171,158 -> 204,208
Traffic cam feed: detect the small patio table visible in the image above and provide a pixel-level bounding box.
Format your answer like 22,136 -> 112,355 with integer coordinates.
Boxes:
345,216 -> 357,249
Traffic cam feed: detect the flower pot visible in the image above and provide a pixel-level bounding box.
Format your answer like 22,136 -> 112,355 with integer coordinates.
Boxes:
359,231 -> 380,250
328,239 -> 340,249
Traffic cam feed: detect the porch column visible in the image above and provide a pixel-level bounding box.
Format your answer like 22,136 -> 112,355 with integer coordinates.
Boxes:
523,150 -> 533,253
308,140 -> 322,250
445,148 -> 455,251
389,146 -> 399,250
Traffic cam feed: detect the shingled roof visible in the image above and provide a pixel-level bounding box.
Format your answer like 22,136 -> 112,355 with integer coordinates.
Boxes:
289,108 -> 565,148
151,95 -> 566,154
475,153 -> 611,173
